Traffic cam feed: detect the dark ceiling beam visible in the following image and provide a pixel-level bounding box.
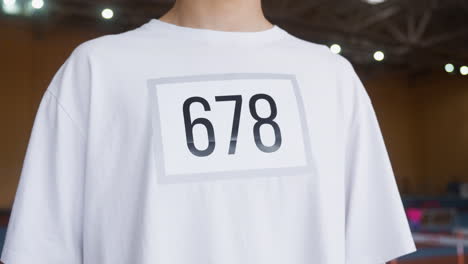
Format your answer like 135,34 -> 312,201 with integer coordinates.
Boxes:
282,0 -> 328,18
460,0 -> 468,13
412,8 -> 432,43
352,6 -> 400,32
421,28 -> 468,47
406,9 -> 417,43
384,21 -> 408,44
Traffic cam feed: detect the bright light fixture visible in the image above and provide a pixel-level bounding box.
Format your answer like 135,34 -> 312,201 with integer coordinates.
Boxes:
460,66 -> 468,76
3,0 -> 15,6
444,63 -> 455,73
2,0 -> 20,14
364,0 -> 386,4
31,0 -> 44,9
101,8 -> 113,19
373,51 -> 385,61
330,44 -> 341,54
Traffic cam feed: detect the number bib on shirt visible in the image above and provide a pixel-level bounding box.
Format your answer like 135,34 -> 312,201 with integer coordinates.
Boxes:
147,73 -> 315,183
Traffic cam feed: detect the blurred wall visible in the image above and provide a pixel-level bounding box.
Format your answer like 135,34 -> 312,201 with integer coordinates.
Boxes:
363,70 -> 468,195
411,73 -> 468,194
364,71 -> 422,194
1,18 -> 467,208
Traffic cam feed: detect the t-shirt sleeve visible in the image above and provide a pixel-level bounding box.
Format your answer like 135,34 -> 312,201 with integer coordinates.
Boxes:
341,59 -> 416,264
0,47 -> 89,264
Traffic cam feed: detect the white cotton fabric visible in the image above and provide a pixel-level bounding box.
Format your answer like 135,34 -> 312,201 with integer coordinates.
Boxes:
1,18 -> 415,264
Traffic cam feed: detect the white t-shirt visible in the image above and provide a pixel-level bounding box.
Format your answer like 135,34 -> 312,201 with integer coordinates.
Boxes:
1,18 -> 416,264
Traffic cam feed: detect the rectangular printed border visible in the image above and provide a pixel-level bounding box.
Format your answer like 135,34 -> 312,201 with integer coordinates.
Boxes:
147,73 -> 317,184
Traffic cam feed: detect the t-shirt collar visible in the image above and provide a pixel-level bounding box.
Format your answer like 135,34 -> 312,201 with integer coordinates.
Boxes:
140,18 -> 288,45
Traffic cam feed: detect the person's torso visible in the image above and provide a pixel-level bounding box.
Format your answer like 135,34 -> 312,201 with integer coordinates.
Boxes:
80,20 -> 348,264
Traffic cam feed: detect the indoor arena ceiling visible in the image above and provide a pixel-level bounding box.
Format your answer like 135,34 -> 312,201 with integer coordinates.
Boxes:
3,0 -> 468,71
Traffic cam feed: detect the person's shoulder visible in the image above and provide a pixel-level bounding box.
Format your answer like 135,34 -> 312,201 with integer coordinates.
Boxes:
281,33 -> 328,54
47,28 -> 147,99
68,26 -> 147,61
281,32 -> 355,74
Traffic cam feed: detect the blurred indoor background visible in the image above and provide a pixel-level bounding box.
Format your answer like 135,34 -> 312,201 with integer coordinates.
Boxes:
1,0 -> 468,263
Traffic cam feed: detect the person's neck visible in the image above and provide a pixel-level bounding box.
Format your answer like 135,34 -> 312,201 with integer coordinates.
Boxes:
158,0 -> 273,32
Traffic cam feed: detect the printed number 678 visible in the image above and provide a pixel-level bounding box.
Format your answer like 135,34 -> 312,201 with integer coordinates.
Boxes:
182,93 -> 282,157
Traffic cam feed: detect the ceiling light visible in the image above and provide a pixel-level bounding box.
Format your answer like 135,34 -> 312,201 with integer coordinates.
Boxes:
330,44 -> 341,54
373,51 -> 385,61
31,0 -> 44,9
101,8 -> 113,19
364,0 -> 386,4
3,0 -> 15,6
444,63 -> 455,73
2,0 -> 20,14
460,66 -> 468,76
